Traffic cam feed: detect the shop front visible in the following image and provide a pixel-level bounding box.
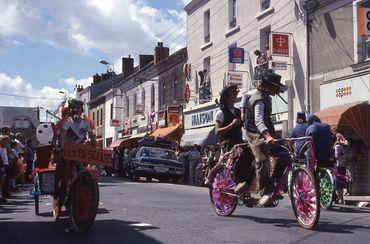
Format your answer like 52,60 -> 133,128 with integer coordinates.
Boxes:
317,75 -> 370,194
150,106 -> 184,143
181,104 -> 218,146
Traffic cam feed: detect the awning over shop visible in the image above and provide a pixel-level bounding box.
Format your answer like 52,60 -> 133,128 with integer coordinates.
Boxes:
180,126 -> 216,146
315,102 -> 369,147
109,139 -> 124,148
130,132 -> 149,139
150,125 -> 182,142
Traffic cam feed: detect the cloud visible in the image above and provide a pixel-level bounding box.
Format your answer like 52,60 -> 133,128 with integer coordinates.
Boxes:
60,76 -> 93,89
0,0 -> 186,57
0,72 -> 67,109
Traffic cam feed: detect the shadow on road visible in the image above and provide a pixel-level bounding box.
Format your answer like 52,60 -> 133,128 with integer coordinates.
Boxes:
0,219 -> 162,244
232,214 -> 370,234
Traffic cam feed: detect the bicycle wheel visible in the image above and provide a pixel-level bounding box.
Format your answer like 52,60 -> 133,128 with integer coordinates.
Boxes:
68,172 -> 99,233
319,169 -> 334,210
290,166 -> 320,229
209,168 -> 237,216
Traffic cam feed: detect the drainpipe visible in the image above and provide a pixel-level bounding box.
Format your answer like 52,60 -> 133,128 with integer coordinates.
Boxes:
306,9 -> 311,113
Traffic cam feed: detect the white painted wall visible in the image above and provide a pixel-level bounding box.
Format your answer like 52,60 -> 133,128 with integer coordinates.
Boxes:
185,0 -> 308,131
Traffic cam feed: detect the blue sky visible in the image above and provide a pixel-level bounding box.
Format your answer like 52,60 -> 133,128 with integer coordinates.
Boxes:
0,0 -> 188,109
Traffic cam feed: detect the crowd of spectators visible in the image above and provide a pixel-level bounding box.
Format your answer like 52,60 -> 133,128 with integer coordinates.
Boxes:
0,126 -> 34,202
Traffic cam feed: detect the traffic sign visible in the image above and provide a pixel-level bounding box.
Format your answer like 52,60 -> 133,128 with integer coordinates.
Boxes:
229,47 -> 245,64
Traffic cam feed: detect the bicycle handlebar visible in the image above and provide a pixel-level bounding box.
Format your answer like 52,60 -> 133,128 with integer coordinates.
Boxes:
273,136 -> 312,143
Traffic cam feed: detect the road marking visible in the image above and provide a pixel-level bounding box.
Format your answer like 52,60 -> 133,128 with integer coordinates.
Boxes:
128,222 -> 152,227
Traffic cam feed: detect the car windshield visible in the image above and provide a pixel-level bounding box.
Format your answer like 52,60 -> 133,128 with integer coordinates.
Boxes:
140,147 -> 176,160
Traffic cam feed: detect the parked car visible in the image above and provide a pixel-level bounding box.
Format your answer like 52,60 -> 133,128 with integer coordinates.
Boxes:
126,146 -> 184,183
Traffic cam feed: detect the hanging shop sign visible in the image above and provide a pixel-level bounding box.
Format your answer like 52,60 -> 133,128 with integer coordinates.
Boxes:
320,75 -> 370,109
271,33 -> 290,57
229,47 -> 245,64
226,71 -> 243,88
358,7 -> 370,36
184,83 -> 191,103
110,119 -> 120,127
158,110 -> 167,128
183,63 -> 191,81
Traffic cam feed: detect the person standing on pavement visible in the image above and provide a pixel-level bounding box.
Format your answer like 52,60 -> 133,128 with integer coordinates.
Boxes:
188,144 -> 201,186
0,136 -> 9,202
333,132 -> 349,204
242,69 -> 287,206
24,139 -> 34,182
1,127 -> 12,198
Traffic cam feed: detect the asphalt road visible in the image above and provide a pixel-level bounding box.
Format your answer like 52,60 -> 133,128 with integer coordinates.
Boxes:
1,176 -> 370,244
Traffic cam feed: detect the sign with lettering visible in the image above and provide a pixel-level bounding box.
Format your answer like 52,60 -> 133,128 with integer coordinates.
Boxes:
227,71 -> 243,88
271,33 -> 290,57
168,106 -> 181,127
63,142 -> 112,167
358,7 -> 370,36
184,107 -> 219,129
110,119 -> 120,127
320,75 -> 370,109
229,47 -> 245,64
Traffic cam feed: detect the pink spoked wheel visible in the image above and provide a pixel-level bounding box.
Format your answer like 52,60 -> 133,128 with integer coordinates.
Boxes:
290,166 -> 320,229
209,169 -> 237,216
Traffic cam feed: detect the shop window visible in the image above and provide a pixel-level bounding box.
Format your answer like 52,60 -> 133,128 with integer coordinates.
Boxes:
261,0 -> 270,10
229,0 -> 237,28
204,10 -> 210,43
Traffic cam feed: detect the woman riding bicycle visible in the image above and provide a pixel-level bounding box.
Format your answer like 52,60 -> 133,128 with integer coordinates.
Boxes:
53,98 -> 97,220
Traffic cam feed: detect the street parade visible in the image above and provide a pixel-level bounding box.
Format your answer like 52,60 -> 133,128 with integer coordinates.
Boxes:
0,1 -> 370,243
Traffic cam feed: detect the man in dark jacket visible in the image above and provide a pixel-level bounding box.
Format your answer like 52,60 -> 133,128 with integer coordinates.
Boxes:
241,69 -> 287,206
291,112 -> 309,158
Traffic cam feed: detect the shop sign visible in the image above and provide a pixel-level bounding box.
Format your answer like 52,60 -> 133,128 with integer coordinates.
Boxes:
185,107 -> 219,129
358,7 -> 370,36
229,47 -> 245,64
168,106 -> 182,127
158,110 -> 167,128
184,83 -> 190,103
110,119 -> 120,127
320,75 -> 370,109
227,71 -> 243,88
271,33 -> 290,57
274,61 -> 288,70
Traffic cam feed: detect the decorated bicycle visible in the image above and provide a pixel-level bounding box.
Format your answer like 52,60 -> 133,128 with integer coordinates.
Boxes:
31,99 -> 112,233
206,136 -> 320,230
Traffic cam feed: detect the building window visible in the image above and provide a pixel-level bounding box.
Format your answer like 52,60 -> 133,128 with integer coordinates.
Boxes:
228,43 -> 237,71
161,83 -> 166,109
260,25 -> 271,54
133,93 -> 137,115
229,0 -> 237,28
100,108 -> 103,126
172,79 -> 178,102
204,10 -> 210,43
261,0 -> 270,10
125,96 -> 129,117
92,112 -> 95,123
141,88 -> 145,112
97,110 -> 100,126
199,57 -> 211,104
151,84 -> 155,110
110,103 -> 113,120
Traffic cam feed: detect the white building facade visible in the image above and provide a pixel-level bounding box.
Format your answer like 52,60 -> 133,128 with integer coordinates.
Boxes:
183,0 -> 308,142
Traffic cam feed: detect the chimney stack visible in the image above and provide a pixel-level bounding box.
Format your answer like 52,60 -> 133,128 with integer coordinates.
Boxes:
122,55 -> 134,79
139,54 -> 154,69
93,73 -> 101,85
154,42 -> 170,65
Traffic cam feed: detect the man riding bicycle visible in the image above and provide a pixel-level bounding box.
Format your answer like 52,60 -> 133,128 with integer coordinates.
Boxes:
53,98 -> 97,219
239,69 -> 288,206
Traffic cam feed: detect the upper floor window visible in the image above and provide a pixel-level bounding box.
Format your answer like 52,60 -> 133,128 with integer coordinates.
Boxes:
204,10 -> 210,43
133,93 -> 137,115
151,84 -> 155,110
100,108 -> 103,126
141,88 -> 145,112
92,112 -> 95,123
97,110 -> 100,126
172,79 -> 178,102
229,0 -> 237,28
110,103 -> 113,120
125,96 -> 129,117
261,0 -> 270,11
199,57 -> 211,104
